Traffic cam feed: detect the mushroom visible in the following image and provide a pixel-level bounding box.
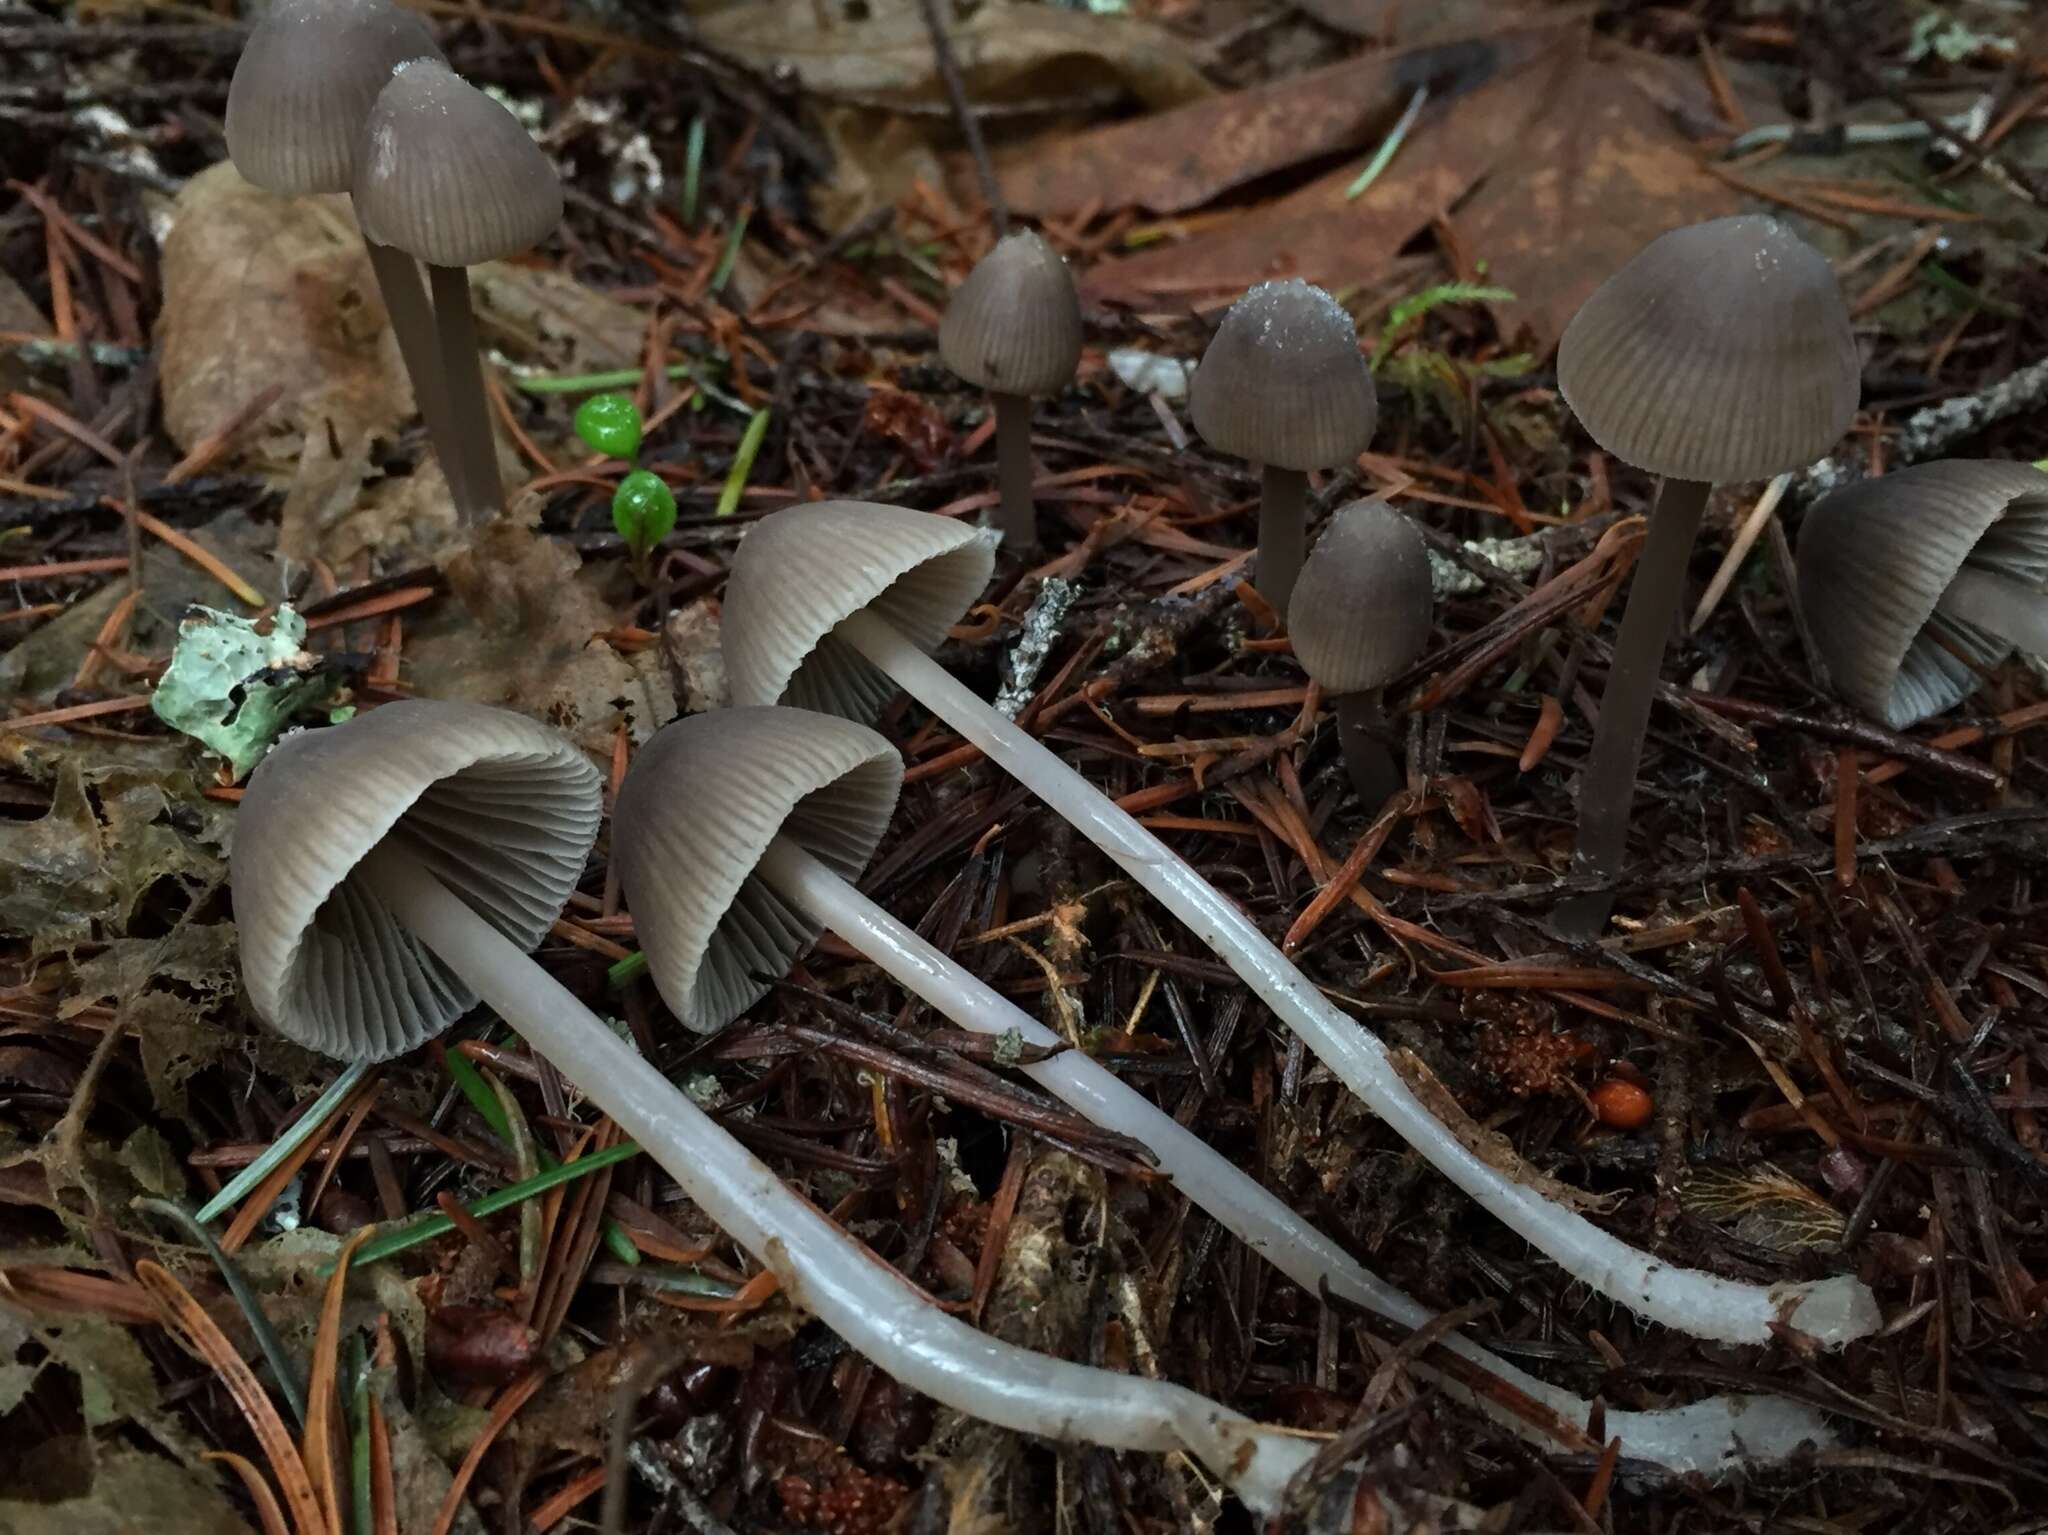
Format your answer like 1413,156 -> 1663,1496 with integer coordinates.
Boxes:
937,230 -> 1083,554
1554,215 -> 1859,935
722,501 -> 1879,1347
1288,500 -> 1433,807
1797,459 -> 2048,727
354,59 -> 563,523
233,699 -> 1313,1513
225,0 -> 461,507
615,704 -> 1837,1474
1188,279 -> 1378,612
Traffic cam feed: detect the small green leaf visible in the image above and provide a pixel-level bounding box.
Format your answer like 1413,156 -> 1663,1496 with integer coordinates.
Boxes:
574,392 -> 644,460
612,469 -> 678,557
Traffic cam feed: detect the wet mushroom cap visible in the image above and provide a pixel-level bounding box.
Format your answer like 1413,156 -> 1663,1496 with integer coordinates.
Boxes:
1558,215 -> 1860,483
1287,501 -> 1434,693
724,501 -> 996,723
1797,459 -> 2048,727
232,700 -> 602,1062
1188,279 -> 1377,472
354,58 -> 563,267
226,0 -> 446,196
937,230 -> 1085,398
612,707 -> 902,1032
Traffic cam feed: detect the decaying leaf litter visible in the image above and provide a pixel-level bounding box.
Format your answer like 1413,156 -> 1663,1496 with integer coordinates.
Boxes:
3,0 -> 2047,1530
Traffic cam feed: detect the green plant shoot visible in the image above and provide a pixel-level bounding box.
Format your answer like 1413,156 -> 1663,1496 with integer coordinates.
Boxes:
613,469 -> 677,564
574,392 -> 644,460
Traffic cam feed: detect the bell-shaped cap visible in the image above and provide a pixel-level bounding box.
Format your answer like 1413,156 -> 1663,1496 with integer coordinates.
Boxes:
612,707 -> 901,1032
938,230 -> 1084,398
354,59 -> 562,266
724,502 -> 995,723
1188,279 -> 1377,472
233,700 -> 602,1062
1796,459 -> 2048,727
1288,501 -> 1433,693
226,0 -> 445,196
1558,215 -> 1860,483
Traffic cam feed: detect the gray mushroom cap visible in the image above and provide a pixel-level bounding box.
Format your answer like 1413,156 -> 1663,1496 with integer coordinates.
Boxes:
1288,501 -> 1434,694
1796,459 -> 2048,727
1188,279 -> 1378,472
1558,215 -> 1860,484
938,230 -> 1084,398
723,501 -> 995,724
611,707 -> 902,1032
226,0 -> 446,196
232,700 -> 602,1062
354,58 -> 562,267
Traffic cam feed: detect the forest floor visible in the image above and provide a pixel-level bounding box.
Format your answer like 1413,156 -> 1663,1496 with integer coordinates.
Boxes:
2,2 -> 2046,1532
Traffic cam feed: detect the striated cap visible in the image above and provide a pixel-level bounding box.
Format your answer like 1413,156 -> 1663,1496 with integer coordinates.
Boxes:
1288,501 -> 1434,693
233,700 -> 602,1062
612,707 -> 901,1032
1796,459 -> 2048,727
354,58 -> 562,266
1189,279 -> 1377,472
724,502 -> 995,723
938,230 -> 1084,398
226,0 -> 445,196
1558,215 -> 1860,483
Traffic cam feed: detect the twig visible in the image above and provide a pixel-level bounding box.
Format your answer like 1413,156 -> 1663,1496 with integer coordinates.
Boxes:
916,0 -> 1008,237
1690,473 -> 1789,631
1790,354 -> 2048,509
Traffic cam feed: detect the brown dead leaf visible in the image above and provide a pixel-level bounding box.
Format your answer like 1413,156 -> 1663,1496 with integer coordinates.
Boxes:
696,0 -> 1212,112
1297,0 -> 1535,42
662,598 -> 729,714
410,517 -> 676,754
1451,42 -> 1739,347
862,385 -> 954,471
811,105 -> 947,234
157,162 -> 410,470
1001,23 -> 1568,218
470,261 -> 643,382
1081,30 -> 1570,309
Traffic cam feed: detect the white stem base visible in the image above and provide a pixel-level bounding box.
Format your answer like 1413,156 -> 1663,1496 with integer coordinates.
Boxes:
837,609 -> 1879,1349
757,838 -> 1836,1472
356,844 -> 1314,1511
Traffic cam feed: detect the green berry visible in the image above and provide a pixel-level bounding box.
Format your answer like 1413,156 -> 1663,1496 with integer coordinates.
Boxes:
612,469 -> 677,556
574,392 -> 643,461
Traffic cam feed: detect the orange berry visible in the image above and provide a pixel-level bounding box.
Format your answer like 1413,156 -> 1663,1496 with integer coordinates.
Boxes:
1590,1077 -> 1653,1130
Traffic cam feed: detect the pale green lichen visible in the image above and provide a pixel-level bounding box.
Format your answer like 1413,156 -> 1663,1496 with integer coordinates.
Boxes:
150,604 -> 335,780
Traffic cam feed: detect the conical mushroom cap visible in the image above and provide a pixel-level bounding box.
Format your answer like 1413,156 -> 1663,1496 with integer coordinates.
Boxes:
1558,215 -> 1859,483
1797,459 -> 2048,727
1288,501 -> 1434,693
724,502 -> 995,723
233,701 -> 602,1062
1188,279 -> 1377,471
354,58 -> 562,266
226,0 -> 445,196
612,707 -> 901,1032
938,230 -> 1084,398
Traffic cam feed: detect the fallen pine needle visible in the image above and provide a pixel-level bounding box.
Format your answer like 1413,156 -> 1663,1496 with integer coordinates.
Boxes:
431,1371 -> 545,1535
206,1451 -> 294,1535
136,1260 -> 327,1535
304,1229 -> 373,1535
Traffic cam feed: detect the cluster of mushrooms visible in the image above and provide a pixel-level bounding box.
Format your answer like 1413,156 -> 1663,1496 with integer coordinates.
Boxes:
220,2 -> 2048,1510
225,0 -> 563,525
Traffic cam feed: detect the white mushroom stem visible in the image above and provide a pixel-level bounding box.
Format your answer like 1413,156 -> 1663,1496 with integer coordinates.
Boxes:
355,843 -> 1314,1512
1936,565 -> 2048,655
756,838 -> 1836,1472
836,607 -> 1881,1348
